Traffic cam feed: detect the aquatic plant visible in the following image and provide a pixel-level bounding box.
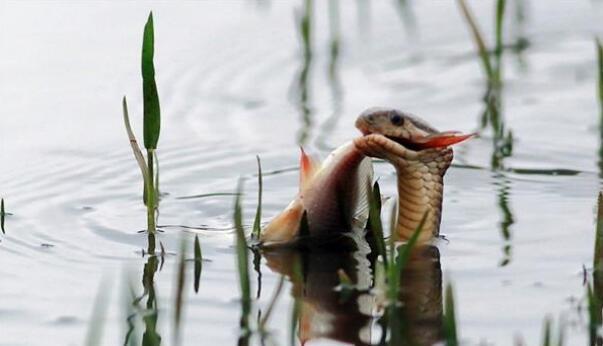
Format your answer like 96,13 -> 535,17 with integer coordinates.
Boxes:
443,282 -> 459,346
173,239 -> 187,346
194,235 -> 202,293
597,39 -> 603,119
456,0 -> 494,81
234,179 -> 252,339
122,12 -> 162,254
1,198 -> 5,234
594,193 -> 603,273
457,0 -> 513,170
587,282 -> 602,345
252,156 -> 263,240
541,315 -> 565,346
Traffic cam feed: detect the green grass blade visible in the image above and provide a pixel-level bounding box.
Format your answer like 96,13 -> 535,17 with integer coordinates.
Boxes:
494,0 -> 506,84
194,235 -> 202,293
1,198 -> 5,234
443,282 -> 459,346
594,193 -> 603,272
252,155 -> 263,239
456,0 -> 494,80
542,316 -> 551,346
234,179 -> 251,333
588,282 -> 602,345
597,38 -> 603,118
84,278 -> 111,346
142,11 -> 161,150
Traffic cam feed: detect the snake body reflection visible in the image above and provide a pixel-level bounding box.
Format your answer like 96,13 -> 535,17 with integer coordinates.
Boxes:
262,242 -> 443,345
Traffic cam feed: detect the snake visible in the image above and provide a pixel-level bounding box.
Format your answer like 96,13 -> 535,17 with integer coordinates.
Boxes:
260,107 -> 472,247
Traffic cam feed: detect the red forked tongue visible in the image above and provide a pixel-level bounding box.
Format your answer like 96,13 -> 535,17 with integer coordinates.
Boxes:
413,131 -> 475,149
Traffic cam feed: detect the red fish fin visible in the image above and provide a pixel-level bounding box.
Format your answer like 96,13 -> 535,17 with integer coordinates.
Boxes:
299,147 -> 319,192
261,199 -> 304,244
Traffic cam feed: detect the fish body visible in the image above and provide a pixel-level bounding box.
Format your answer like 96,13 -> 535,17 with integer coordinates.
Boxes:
261,142 -> 373,246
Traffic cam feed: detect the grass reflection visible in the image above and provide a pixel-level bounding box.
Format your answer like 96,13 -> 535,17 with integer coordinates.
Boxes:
494,173 -> 514,266
122,256 -> 163,346
315,0 -> 343,151
293,0 -> 314,146
1,198 -> 5,234
591,193 -> 603,345
394,0 -> 417,38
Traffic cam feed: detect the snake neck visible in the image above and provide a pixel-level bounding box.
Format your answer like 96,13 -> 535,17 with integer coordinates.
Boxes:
393,150 -> 452,243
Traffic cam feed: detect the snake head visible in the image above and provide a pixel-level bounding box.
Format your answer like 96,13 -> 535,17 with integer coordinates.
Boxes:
354,108 -> 473,167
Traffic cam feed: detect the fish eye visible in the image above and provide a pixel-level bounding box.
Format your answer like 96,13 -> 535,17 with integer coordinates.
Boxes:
390,113 -> 404,126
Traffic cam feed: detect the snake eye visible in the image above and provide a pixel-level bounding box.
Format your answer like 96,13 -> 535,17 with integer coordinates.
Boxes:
390,113 -> 404,126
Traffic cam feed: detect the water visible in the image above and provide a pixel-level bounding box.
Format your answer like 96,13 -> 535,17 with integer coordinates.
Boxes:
0,1 -> 601,345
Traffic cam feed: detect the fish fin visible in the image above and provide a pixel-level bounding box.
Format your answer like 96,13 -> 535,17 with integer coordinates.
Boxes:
260,198 -> 304,245
351,157 -> 373,228
300,147 -> 319,192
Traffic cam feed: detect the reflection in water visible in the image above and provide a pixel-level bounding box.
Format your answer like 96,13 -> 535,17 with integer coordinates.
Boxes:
380,246 -> 443,346
315,0 -> 344,151
393,0 -> 417,38
494,173 -> 514,267
293,0 -> 314,146
263,246 -> 373,345
124,255 -> 163,346
481,85 -> 513,170
262,242 -> 443,345
509,0 -> 530,72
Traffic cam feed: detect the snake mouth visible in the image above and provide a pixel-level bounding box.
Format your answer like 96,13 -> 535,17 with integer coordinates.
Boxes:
391,131 -> 475,150
358,129 -> 474,151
